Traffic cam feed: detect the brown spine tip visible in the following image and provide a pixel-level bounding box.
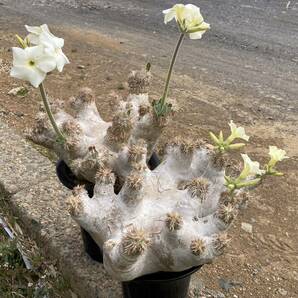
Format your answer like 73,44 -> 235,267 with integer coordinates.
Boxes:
105,112 -> 133,146
139,104 -> 151,116
235,191 -> 250,205
122,227 -> 150,256
72,185 -> 86,196
95,166 -> 114,184
78,87 -> 95,103
126,173 -> 143,191
127,70 -> 151,94
62,120 -> 82,136
128,140 -> 147,163
212,233 -> 229,255
32,113 -> 50,134
51,98 -> 65,113
179,177 -> 210,201
88,145 -> 98,154
190,238 -> 206,256
64,139 -> 80,152
67,195 -> 82,217
219,191 -> 242,207
216,203 -> 237,225
180,140 -> 196,154
218,191 -> 233,205
166,212 -> 183,231
167,137 -> 198,155
209,150 -> 228,170
104,239 -> 117,251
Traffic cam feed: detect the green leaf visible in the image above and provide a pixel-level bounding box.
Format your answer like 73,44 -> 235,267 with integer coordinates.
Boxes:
146,62 -> 151,72
209,132 -> 220,145
228,143 -> 246,150
153,99 -> 172,117
219,131 -> 224,143
16,87 -> 29,97
236,178 -> 261,188
15,34 -> 26,49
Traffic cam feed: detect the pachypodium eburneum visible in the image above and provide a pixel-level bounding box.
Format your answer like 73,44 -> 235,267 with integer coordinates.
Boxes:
9,3 -> 288,281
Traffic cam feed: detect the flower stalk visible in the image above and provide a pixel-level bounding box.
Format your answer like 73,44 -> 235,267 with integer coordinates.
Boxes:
39,83 -> 65,143
163,34 -> 184,106
154,33 -> 184,117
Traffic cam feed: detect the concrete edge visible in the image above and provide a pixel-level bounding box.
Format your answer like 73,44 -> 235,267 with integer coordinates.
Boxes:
0,121 -> 122,298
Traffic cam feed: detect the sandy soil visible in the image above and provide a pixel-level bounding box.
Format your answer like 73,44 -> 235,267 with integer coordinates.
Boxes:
0,20 -> 297,298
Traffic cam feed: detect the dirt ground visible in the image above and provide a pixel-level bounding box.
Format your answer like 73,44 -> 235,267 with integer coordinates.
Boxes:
0,19 -> 297,298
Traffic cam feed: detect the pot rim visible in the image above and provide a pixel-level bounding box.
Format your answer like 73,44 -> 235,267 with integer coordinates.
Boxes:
125,266 -> 202,283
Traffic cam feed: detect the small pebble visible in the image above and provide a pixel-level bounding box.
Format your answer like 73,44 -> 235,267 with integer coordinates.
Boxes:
277,288 -> 287,296
241,222 -> 253,234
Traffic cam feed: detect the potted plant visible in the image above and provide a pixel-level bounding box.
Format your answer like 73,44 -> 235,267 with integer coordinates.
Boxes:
9,4 -> 288,298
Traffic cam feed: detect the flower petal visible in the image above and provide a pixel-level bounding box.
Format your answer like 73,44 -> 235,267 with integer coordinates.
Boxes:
28,68 -> 46,88
269,146 -> 289,162
25,25 -> 42,35
26,45 -> 45,58
163,8 -> 176,24
10,65 -> 46,88
189,31 -> 204,39
37,55 -> 57,73
12,47 -> 27,65
56,52 -> 70,72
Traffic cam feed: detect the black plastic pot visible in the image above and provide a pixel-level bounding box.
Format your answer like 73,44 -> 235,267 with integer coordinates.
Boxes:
80,228 -> 103,262
122,266 -> 201,298
55,153 -> 160,263
56,160 -> 102,262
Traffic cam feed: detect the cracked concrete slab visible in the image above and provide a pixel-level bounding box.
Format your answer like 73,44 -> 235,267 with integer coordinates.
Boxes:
0,122 -> 54,195
0,121 -> 122,297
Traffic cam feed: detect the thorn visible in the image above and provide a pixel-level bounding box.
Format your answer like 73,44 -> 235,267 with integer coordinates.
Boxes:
190,238 -> 206,256
95,166 -> 114,184
212,233 -> 230,255
179,177 -> 210,201
122,227 -> 150,256
166,212 -> 183,231
216,203 -> 238,225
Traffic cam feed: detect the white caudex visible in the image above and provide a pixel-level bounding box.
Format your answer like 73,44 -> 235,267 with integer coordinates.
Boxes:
67,138 -> 243,281
25,47 -> 288,283
27,66 -> 255,281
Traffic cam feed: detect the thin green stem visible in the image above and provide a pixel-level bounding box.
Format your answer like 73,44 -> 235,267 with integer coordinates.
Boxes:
160,33 -> 185,107
39,83 -> 65,143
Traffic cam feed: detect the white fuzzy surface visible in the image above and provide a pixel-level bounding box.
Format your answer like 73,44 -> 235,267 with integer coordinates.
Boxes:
71,146 -> 234,281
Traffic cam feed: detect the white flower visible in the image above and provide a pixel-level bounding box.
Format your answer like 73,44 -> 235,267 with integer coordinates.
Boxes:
25,24 -> 51,45
228,120 -> 250,142
10,46 -> 56,88
240,154 -> 264,178
39,31 -> 69,72
268,146 -> 288,167
163,4 -> 210,39
25,24 -> 69,72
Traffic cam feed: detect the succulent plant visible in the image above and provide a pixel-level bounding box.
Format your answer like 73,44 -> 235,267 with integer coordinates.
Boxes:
26,62 -> 288,283
27,68 -> 245,281
21,17 -> 287,283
